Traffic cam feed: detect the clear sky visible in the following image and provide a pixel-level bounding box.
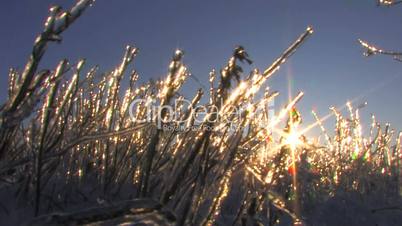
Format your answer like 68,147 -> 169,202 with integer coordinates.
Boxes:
1,0 -> 401,136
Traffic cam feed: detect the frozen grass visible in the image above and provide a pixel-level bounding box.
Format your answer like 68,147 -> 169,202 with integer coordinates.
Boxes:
0,1 -> 401,225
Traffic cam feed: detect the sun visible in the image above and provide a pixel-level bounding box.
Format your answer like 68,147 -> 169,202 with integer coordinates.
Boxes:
285,127 -> 302,150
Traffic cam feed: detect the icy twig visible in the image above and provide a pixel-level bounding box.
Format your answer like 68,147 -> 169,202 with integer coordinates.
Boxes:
358,39 -> 402,62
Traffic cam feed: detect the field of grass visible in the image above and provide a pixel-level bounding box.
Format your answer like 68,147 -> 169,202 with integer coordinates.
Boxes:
0,1 -> 401,225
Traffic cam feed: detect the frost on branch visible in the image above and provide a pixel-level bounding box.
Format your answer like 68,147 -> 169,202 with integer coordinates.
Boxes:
358,39 -> 402,62
377,0 -> 402,6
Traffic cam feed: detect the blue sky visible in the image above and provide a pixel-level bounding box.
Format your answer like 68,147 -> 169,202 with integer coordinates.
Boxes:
1,0 -> 401,136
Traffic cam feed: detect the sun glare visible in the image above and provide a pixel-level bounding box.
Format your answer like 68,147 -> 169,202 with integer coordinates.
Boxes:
285,129 -> 301,150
